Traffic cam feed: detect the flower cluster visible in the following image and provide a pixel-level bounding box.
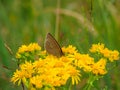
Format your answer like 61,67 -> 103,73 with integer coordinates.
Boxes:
16,43 -> 45,63
11,43 -> 119,90
90,43 -> 119,62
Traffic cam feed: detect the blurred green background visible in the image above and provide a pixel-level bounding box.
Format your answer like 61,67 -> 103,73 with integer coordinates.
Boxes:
0,0 -> 120,90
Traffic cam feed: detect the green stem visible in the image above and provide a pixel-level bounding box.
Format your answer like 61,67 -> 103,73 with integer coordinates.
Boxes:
83,74 -> 97,90
55,0 -> 60,41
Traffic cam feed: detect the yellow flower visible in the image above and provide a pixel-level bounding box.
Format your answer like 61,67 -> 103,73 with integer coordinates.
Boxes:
30,75 -> 43,89
89,43 -> 104,53
43,56 -> 70,86
100,48 -> 110,58
32,55 -> 70,87
11,61 -> 34,86
67,66 -> 81,85
33,59 -> 44,69
12,42 -> 120,89
59,56 -> 73,65
27,43 -> 41,52
77,54 -> 94,72
19,61 -> 34,78
100,48 -> 119,62
16,43 -> 41,54
33,55 -> 81,86
92,58 -> 107,75
11,69 -> 27,85
39,50 -> 47,56
16,43 -> 42,62
62,45 -> 77,54
90,43 -> 120,62
109,50 -> 119,62
18,45 -> 28,53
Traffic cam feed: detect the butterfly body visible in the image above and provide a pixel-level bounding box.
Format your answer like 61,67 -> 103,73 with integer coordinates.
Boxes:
44,33 -> 64,57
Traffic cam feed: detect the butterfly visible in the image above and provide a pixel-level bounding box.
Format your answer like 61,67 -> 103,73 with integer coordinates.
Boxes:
44,33 -> 64,57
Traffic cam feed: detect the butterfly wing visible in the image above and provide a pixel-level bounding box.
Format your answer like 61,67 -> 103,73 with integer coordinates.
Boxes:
44,33 -> 64,57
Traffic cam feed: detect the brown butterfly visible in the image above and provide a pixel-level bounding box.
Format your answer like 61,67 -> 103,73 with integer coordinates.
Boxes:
44,33 -> 64,57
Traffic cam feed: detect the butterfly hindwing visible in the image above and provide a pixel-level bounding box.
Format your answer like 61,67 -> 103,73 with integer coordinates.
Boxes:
44,33 -> 63,57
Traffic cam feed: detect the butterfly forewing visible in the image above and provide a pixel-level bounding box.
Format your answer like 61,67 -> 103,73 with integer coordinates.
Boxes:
44,33 -> 63,57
